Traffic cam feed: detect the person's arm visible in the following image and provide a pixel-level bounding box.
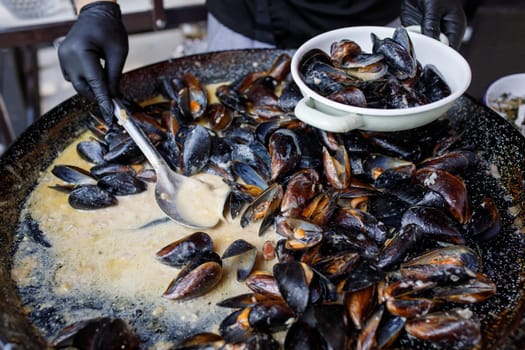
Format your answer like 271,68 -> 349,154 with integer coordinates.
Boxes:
400,0 -> 467,50
58,0 -> 128,124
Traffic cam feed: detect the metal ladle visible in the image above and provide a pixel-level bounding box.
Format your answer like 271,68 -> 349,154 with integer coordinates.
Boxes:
112,99 -> 230,229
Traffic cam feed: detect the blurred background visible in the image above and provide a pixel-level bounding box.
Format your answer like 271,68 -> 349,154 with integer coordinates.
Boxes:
0,0 -> 207,155
1,0 -> 524,155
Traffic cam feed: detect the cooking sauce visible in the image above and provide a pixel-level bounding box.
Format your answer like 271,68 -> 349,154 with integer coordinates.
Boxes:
171,172 -> 231,228
11,132 -> 276,348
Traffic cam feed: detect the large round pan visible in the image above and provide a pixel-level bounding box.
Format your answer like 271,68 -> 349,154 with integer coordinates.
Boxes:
0,49 -> 524,349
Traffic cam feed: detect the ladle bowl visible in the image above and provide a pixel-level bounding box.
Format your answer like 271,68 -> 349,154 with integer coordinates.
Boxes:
113,99 -> 230,229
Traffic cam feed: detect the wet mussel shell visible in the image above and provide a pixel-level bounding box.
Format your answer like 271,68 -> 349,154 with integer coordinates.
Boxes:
162,251 -> 223,301
68,185 -> 118,210
273,261 -> 313,315
76,140 -> 107,164
156,232 -> 214,268
51,317 -> 139,350
222,239 -> 257,281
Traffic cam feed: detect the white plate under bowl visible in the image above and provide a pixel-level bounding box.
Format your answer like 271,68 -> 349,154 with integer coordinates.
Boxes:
291,26 -> 472,133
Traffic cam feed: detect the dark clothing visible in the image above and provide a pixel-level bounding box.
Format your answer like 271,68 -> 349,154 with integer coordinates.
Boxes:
207,0 -> 402,48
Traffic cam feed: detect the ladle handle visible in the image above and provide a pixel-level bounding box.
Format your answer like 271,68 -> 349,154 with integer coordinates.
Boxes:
294,97 -> 364,133
112,99 -> 168,172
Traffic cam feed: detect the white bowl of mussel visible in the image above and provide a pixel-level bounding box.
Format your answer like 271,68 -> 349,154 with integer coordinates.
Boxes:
291,26 -> 471,133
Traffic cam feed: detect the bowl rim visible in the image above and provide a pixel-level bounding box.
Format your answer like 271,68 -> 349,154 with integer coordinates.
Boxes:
291,25 -> 472,117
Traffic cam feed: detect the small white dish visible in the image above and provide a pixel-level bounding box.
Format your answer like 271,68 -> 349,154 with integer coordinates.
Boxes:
484,73 -> 525,135
291,26 -> 471,133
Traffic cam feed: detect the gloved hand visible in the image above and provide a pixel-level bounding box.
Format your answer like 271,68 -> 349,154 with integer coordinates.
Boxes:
400,0 -> 467,50
58,1 -> 128,124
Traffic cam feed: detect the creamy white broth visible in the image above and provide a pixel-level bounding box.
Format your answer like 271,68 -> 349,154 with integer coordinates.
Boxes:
171,172 -> 231,229
12,131 -> 277,348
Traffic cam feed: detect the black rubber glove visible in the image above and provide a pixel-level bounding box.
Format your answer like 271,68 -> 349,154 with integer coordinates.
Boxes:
400,0 -> 467,50
58,1 -> 128,124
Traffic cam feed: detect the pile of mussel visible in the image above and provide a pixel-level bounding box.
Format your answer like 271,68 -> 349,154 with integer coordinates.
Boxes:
298,27 -> 451,109
49,52 -> 503,350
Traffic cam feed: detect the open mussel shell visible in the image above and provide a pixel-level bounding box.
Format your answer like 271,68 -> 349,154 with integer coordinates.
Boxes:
222,239 -> 257,281
274,216 -> 324,250
280,168 -> 320,218
330,39 -> 384,69
177,73 -> 208,121
371,32 -> 417,81
298,48 -> 332,76
240,182 -> 283,236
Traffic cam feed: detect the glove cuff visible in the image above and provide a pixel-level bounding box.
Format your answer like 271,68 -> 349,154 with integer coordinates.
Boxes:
79,1 -> 122,20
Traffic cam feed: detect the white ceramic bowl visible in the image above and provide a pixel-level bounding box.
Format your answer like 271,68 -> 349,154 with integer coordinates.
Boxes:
484,73 -> 525,113
291,26 -> 472,133
484,73 -> 525,134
